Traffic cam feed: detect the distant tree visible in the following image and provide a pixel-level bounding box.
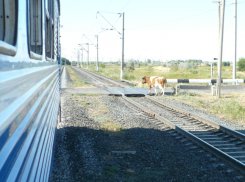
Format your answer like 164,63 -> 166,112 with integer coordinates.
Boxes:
213,62 -> 217,66
147,59 -> 151,64
222,62 -> 230,66
238,58 -> 245,71
61,57 -> 71,65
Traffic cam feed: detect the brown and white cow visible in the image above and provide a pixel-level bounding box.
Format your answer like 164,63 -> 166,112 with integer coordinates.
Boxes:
142,76 -> 167,96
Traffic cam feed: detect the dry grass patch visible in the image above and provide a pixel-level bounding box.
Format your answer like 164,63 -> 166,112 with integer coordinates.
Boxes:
101,121 -> 125,137
66,66 -> 96,88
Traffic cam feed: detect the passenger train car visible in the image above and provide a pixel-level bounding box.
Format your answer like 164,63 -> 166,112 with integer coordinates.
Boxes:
0,0 -> 61,181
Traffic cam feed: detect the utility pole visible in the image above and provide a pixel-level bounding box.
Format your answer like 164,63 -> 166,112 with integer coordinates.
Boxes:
96,35 -> 99,71
213,1 -> 222,83
233,0 -> 237,80
77,52 -> 79,67
87,43 -> 89,69
81,49 -> 83,68
216,0 -> 225,98
121,12 -> 124,80
199,60 -> 201,77
218,2 -> 221,38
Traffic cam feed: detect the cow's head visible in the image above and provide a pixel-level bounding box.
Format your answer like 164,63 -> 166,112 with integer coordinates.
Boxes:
142,76 -> 147,84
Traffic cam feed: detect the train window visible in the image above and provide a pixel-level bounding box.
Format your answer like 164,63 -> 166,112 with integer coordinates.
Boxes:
28,0 -> 43,60
0,0 -> 18,56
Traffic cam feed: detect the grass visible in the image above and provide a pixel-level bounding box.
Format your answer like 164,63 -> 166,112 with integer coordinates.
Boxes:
104,166 -> 120,176
81,100 -> 90,107
172,93 -> 245,123
76,93 -> 100,96
66,66 -> 95,88
101,121 -> 125,138
82,65 -> 245,123
87,64 -> 245,88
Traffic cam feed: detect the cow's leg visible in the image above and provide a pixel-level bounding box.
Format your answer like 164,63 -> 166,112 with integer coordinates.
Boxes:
161,85 -> 165,96
149,86 -> 151,94
155,87 -> 158,95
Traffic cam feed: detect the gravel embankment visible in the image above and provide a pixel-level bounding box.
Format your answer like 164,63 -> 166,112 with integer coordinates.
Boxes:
50,93 -> 244,181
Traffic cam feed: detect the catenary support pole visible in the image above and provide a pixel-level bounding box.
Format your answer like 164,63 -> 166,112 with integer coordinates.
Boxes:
218,2 -> 221,38
121,12 -> 124,79
199,60 -> 201,77
96,35 -> 99,71
87,43 -> 89,69
81,49 -> 83,67
77,51 -> 80,67
211,63 -> 214,79
216,0 -> 225,98
233,0 -> 237,80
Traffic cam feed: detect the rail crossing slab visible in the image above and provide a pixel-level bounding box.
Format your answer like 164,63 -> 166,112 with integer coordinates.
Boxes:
107,88 -> 148,96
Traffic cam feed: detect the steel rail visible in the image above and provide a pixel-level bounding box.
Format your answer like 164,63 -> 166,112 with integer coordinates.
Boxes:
72,66 -> 111,88
123,96 -> 245,174
145,95 -> 245,141
75,66 -> 129,88
73,66 -> 245,174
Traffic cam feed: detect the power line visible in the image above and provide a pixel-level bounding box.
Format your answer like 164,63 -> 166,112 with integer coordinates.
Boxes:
97,12 -> 121,35
112,15 -> 121,26
99,11 -> 119,14
87,18 -> 97,34
129,0 -> 245,31
96,13 -> 104,29
103,0 -> 114,11
118,0 -> 133,12
126,1 -> 245,31
127,9 -> 217,30
109,0 -> 132,23
83,34 -> 96,46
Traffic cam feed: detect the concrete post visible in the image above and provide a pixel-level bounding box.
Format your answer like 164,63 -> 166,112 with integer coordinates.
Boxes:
233,0 -> 237,81
87,44 -> 89,69
211,63 -> 214,79
96,35 -> 99,71
120,12 -> 124,79
216,0 -> 225,98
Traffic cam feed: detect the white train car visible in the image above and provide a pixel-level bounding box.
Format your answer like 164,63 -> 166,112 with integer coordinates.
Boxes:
0,0 -> 61,181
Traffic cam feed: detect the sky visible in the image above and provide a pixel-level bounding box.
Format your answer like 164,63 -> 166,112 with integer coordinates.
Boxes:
60,0 -> 245,63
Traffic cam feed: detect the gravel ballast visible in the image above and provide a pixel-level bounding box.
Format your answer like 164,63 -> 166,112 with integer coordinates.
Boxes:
152,96 -> 245,134
50,93 -> 244,181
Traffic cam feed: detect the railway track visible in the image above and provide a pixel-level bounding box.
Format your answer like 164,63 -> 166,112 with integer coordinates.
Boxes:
71,66 -> 129,88
72,66 -> 245,175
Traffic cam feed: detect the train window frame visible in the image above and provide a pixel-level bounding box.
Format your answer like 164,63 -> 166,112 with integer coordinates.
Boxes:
0,0 -> 18,56
28,0 -> 43,60
45,0 -> 53,61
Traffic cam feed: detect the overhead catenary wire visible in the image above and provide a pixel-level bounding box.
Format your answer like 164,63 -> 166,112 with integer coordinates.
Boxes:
87,18 -> 97,34
126,1 -> 245,30
103,0 -> 114,11
97,12 -> 121,35
96,13 -> 104,29
118,0 -> 133,12
109,0 -> 133,23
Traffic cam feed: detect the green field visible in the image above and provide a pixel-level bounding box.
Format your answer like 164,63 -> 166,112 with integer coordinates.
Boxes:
85,64 -> 245,88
